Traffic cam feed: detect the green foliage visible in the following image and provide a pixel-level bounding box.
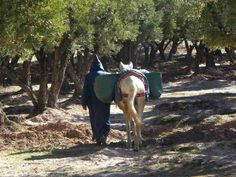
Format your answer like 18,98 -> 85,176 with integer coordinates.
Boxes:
0,0 -> 235,58
136,0 -> 162,43
71,0 -> 140,54
154,0 -> 180,39
201,0 -> 236,49
0,0 -> 69,57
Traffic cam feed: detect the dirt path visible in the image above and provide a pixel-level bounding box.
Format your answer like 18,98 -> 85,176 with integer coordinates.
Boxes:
0,79 -> 236,177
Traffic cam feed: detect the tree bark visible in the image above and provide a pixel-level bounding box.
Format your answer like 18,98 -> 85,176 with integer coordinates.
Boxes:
193,41 -> 205,74
205,48 -> 216,68
0,66 -> 38,108
48,33 -> 72,108
130,42 -> 138,68
9,56 -> 20,71
0,107 -> 8,125
21,60 -> 31,87
225,48 -> 235,65
167,36 -> 180,60
0,56 -> 10,86
76,48 -> 91,95
149,42 -> 158,66
143,44 -> 150,68
0,106 -> 18,127
35,48 -> 49,113
122,41 -> 131,63
66,58 -> 81,97
185,40 -> 194,72
156,40 -> 168,60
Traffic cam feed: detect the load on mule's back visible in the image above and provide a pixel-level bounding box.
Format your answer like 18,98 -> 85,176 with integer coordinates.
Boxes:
116,62 -> 148,151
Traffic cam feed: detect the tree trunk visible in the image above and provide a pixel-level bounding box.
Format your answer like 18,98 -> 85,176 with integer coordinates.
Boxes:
48,33 -> 72,108
76,48 -> 91,95
21,60 -> 31,87
156,40 -> 167,60
194,42 -> 205,74
225,48 -> 235,65
9,56 -> 20,71
66,58 -> 81,97
205,48 -> 216,68
0,106 -> 18,127
122,41 -> 131,63
149,42 -> 158,66
130,42 -> 138,68
66,57 -> 81,97
0,66 -> 38,108
167,36 -> 179,60
0,71 -> 5,87
143,44 -> 150,68
35,49 -> 49,113
0,56 -> 10,86
0,107 -> 8,125
185,40 -> 194,72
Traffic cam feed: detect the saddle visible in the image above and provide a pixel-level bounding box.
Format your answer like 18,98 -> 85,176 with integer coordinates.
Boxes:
115,70 -> 149,100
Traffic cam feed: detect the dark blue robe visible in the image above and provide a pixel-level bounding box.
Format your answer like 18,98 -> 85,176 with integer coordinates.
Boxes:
82,55 -> 111,141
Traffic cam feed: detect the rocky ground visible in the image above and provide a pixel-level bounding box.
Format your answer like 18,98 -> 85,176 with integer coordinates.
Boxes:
0,59 -> 236,177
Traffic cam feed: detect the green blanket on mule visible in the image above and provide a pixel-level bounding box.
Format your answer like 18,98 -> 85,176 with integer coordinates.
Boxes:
94,72 -> 163,103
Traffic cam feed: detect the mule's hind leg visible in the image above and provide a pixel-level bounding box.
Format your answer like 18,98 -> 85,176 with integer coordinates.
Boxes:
117,100 -> 132,149
135,96 -> 145,146
127,103 -> 142,151
124,116 -> 132,148
125,93 -> 143,151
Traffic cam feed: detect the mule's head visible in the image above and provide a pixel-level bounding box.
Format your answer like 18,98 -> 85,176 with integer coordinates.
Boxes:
119,61 -> 133,71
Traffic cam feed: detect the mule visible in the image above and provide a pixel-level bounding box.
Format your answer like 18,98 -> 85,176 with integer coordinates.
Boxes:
116,62 -> 146,151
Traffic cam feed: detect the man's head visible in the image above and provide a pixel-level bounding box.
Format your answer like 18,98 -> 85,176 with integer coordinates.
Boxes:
90,55 -> 105,72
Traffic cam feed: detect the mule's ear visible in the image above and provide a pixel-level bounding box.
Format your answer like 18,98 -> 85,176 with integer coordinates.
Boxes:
129,61 -> 133,69
120,62 -> 125,70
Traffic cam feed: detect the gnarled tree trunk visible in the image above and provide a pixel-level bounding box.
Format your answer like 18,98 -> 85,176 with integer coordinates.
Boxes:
0,66 -> 38,108
143,43 -> 150,68
21,60 -> 31,87
156,40 -> 170,61
48,33 -> 72,108
35,48 -> 50,113
205,48 -> 216,68
76,48 -> 91,96
193,41 -> 205,74
167,36 -> 181,61
185,40 -> 194,72
225,48 -> 235,65
149,42 -> 158,66
66,58 -> 81,97
0,107 -> 8,125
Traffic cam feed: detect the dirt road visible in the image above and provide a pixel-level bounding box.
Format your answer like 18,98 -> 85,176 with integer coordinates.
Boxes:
0,79 -> 236,177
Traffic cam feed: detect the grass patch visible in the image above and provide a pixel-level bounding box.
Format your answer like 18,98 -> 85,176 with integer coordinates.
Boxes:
0,150 -> 52,163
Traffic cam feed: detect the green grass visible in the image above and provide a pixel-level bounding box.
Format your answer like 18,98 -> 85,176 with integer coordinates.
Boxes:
0,150 -> 52,163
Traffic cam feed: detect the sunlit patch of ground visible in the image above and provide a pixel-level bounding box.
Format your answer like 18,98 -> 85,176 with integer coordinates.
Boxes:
1,59 -> 236,176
